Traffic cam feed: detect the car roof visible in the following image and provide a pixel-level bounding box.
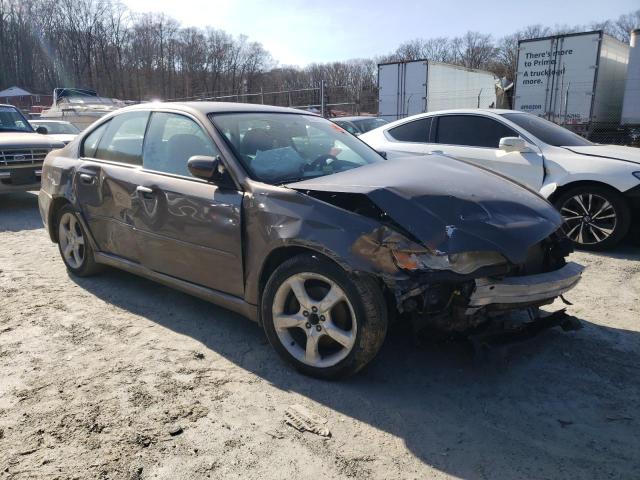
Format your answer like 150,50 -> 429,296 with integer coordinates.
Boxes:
377,109 -> 524,129
334,116 -> 382,122
122,101 -> 316,116
416,108 -> 516,116
0,103 -> 19,110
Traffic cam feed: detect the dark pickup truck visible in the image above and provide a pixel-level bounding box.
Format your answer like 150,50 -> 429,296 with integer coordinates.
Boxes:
0,104 -> 64,194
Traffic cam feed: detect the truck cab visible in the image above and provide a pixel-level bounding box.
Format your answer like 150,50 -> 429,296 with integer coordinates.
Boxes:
0,104 -> 65,194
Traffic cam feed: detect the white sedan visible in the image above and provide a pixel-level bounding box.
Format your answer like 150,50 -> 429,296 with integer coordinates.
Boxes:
360,109 -> 640,250
29,119 -> 80,145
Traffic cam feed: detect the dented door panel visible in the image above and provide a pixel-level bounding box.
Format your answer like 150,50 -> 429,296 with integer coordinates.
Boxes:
76,160 -> 144,262
131,171 -> 244,297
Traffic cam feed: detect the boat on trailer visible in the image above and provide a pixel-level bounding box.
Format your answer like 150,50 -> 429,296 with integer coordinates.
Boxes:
40,88 -> 124,130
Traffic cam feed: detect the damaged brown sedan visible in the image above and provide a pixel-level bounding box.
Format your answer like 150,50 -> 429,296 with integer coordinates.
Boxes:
38,102 -> 584,378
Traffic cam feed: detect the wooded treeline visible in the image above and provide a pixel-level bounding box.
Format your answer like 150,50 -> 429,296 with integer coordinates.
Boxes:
1,0 -> 638,104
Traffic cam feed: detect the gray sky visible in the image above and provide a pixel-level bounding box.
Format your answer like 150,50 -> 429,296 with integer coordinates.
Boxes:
122,0 -> 638,66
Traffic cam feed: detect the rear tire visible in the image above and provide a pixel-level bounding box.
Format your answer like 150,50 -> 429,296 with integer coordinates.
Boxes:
554,185 -> 630,251
261,253 -> 388,379
56,205 -> 102,276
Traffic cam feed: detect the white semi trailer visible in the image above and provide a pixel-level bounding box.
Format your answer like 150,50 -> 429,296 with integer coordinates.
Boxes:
378,60 -> 498,121
621,29 -> 640,127
514,31 -> 629,139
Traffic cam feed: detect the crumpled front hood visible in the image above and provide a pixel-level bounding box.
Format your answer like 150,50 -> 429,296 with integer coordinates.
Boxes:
564,145 -> 640,165
0,132 -> 64,149
288,155 -> 562,264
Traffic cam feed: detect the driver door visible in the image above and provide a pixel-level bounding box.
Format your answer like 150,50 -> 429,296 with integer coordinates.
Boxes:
429,114 -> 544,191
133,111 -> 244,297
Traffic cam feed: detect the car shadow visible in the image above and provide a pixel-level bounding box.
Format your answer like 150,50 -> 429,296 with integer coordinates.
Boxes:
70,268 -> 640,479
577,240 -> 640,261
0,191 -> 43,232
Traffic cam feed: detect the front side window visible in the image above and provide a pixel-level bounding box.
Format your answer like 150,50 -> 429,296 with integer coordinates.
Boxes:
143,112 -> 219,177
0,105 -> 33,132
501,113 -> 592,147
387,118 -> 429,143
436,115 -> 517,148
94,111 -> 150,165
211,112 -> 383,184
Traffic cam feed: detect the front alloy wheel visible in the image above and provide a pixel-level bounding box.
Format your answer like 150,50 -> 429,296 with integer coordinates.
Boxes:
555,186 -> 630,250
272,272 -> 357,369
262,254 -> 387,379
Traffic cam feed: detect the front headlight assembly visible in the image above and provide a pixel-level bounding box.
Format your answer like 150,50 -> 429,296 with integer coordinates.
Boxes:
392,249 -> 507,275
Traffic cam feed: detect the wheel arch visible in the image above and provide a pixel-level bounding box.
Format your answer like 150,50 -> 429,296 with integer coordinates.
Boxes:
548,180 -> 628,205
47,196 -> 72,243
257,246 -> 344,304
256,244 -> 392,323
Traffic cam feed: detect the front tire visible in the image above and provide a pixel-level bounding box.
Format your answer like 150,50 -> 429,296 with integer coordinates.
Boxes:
261,253 -> 387,379
554,185 -> 630,251
56,205 -> 102,276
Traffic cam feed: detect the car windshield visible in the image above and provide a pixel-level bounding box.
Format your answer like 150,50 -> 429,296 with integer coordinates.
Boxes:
0,106 -> 33,132
210,112 -> 384,184
352,117 -> 388,133
30,121 -> 80,134
502,113 -> 592,147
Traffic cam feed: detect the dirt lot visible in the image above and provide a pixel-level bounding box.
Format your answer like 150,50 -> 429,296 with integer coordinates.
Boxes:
1,191 -> 639,480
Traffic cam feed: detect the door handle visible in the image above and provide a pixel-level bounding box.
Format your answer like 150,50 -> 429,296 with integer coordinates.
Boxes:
431,149 -> 445,154
79,173 -> 95,184
136,185 -> 154,198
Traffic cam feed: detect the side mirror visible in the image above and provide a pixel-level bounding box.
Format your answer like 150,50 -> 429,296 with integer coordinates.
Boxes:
187,155 -> 225,182
35,126 -> 48,135
499,136 -> 528,153
377,150 -> 388,159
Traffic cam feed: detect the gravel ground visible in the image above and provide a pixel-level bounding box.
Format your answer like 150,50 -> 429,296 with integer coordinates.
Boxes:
1,191 -> 639,480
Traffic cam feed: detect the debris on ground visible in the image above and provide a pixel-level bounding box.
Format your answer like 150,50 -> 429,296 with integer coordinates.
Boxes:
284,404 -> 331,437
557,419 -> 574,428
168,425 -> 183,436
606,415 -> 633,422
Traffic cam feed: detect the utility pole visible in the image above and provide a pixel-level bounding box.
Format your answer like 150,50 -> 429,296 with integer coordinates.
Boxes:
320,80 -> 325,117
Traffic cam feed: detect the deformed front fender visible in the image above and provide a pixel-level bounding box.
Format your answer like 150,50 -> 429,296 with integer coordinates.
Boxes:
242,184 -> 413,307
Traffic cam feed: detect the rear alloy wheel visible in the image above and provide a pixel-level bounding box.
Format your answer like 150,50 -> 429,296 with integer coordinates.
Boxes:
56,205 -> 102,276
262,254 -> 387,379
555,186 -> 630,251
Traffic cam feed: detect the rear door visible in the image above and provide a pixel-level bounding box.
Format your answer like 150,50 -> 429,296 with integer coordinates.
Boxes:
134,111 -> 244,297
431,114 -> 544,190
76,111 -> 150,262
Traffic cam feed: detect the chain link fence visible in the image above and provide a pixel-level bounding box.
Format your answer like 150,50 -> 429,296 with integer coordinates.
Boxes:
168,82 -> 379,118
167,80 -> 638,145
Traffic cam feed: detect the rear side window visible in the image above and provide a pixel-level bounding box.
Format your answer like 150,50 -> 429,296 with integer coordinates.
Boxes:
387,118 -> 430,142
436,115 -> 517,148
143,112 -> 218,177
94,111 -> 150,165
82,121 -> 110,158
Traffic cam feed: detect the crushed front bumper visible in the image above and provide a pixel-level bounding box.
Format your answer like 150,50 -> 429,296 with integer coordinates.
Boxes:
469,261 -> 584,308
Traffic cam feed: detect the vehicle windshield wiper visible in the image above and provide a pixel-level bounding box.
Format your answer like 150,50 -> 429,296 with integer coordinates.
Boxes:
276,174 -> 325,185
